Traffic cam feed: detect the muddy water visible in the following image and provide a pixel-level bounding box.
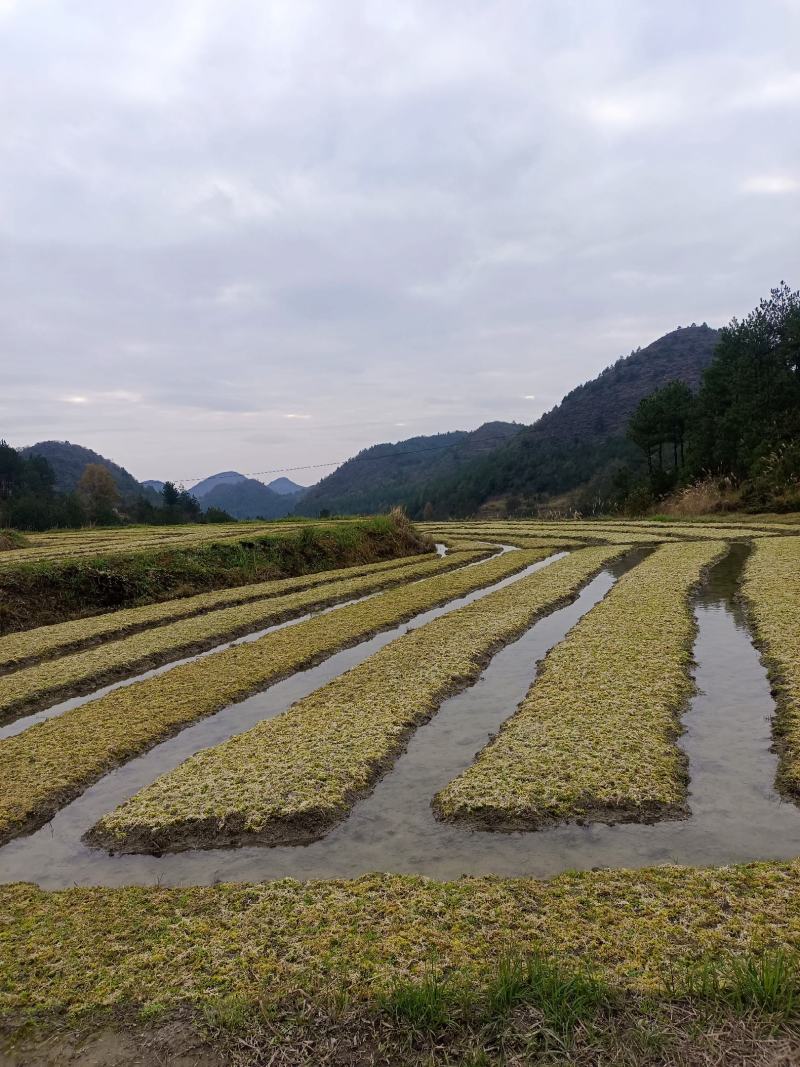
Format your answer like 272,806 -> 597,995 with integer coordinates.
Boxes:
3,543 -> 797,887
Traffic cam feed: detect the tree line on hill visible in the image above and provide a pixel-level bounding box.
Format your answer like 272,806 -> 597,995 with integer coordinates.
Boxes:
0,450 -> 233,531
621,282 -> 800,513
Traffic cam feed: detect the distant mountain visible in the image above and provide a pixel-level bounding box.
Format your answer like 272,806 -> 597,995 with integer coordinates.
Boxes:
201,477 -> 296,519
189,471 -> 247,499
20,440 -> 146,499
294,325 -> 719,518
142,479 -> 165,493
267,477 -> 306,496
414,324 -> 721,516
294,422 -> 522,517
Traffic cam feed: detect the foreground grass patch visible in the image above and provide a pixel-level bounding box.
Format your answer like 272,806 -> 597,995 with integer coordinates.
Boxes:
87,547 -> 621,854
434,539 -> 727,829
4,862 -> 800,1023
0,547 -> 549,846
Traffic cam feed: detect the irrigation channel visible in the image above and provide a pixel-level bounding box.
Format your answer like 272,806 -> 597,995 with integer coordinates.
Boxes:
2,542 -> 798,887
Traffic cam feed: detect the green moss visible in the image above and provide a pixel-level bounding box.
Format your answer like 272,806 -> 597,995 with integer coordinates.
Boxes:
0,550 -> 485,719
88,547 -> 622,853
4,862 -> 800,1022
0,550 -> 473,673
742,537 -> 800,799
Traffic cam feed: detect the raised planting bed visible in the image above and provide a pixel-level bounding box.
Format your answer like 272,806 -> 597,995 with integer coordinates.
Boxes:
434,539 -> 727,829
742,536 -> 800,800
88,546 -> 623,854
0,550 -> 486,673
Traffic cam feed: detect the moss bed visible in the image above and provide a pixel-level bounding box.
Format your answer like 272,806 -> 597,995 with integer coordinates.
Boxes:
87,546 -> 621,854
435,540 -> 726,828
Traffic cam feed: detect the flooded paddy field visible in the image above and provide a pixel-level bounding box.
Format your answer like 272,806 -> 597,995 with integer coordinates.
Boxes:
4,516 -> 800,1064
2,522 -> 799,885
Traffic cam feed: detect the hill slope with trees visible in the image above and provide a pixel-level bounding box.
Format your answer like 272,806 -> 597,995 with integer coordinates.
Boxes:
295,326 -> 718,518
294,422 -> 522,517
19,441 -> 146,499
414,324 -> 719,517
624,284 -> 800,512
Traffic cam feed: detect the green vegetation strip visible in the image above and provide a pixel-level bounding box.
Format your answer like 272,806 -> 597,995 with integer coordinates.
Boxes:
3,861 -> 800,1022
0,522 -> 280,567
0,548 -> 550,845
0,551 -> 484,721
742,537 -> 800,799
434,539 -> 726,829
0,549 -> 468,673
89,546 -> 621,853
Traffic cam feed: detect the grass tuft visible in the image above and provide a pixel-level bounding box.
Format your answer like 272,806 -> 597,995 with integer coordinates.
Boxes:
201,993 -> 252,1034
379,971 -> 461,1033
483,952 -> 612,1039
663,950 -> 800,1020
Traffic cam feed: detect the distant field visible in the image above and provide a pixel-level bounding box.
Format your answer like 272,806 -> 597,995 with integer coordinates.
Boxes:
3,516 -> 800,1064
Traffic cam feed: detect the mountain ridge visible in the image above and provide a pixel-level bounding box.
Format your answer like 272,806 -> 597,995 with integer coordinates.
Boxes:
200,477 -> 297,519
294,324 -> 719,517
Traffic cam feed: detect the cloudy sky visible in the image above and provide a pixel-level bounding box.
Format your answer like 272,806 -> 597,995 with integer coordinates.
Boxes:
1,1 -> 798,487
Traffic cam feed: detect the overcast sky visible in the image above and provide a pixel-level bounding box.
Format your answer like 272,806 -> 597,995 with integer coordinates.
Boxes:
1,1 -> 798,486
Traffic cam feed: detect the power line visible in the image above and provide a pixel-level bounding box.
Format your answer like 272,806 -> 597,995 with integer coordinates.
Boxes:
170,432 -> 519,487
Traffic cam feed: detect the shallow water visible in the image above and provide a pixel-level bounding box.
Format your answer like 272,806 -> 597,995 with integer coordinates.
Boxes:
3,542 -> 797,887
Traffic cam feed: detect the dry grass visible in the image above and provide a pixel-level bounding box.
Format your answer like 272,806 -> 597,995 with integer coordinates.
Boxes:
660,477 -> 741,517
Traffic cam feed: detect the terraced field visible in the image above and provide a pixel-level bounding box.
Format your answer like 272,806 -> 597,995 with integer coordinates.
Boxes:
4,516 -> 800,1063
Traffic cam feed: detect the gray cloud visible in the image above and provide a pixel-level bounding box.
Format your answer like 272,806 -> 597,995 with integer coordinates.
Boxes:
1,0 -> 798,484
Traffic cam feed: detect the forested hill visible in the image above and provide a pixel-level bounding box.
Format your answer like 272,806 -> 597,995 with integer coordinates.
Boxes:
295,324 -> 719,518
294,422 -> 522,517
413,324 -> 720,517
19,440 -> 146,499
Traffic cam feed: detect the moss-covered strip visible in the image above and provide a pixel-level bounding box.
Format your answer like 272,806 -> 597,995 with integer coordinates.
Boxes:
0,549 -> 474,674
0,521 -> 365,568
4,861 -> 800,1022
434,540 -> 727,829
0,548 -> 552,846
0,522 -> 282,567
421,523 -> 678,545
0,551 -> 489,721
421,520 -> 783,542
741,537 -> 800,799
89,547 -> 622,854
